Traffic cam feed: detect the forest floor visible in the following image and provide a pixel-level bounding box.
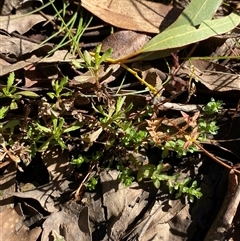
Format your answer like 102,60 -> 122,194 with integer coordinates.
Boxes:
1,1 -> 240,241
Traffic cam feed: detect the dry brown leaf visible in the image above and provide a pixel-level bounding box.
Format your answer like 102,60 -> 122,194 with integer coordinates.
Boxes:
1,0 -> 43,15
126,198 -> 189,241
0,204 -> 41,241
0,163 -> 16,212
180,59 -> 240,91
204,170 -> 240,241
0,14 -> 47,34
101,30 -> 150,59
41,147 -> 73,181
13,179 -> 71,212
81,0 -> 181,33
41,206 -> 91,241
100,170 -> 150,240
0,48 -> 74,77
1,0 -> 23,15
0,35 -> 40,58
131,61 -> 164,92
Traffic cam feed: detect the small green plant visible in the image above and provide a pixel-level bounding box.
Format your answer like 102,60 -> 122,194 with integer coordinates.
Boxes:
85,177 -> 99,191
202,98 -> 223,115
47,76 -> 73,101
71,151 -> 101,168
137,164 -> 202,202
117,165 -> 135,187
0,105 -> 19,144
92,96 -> 133,126
76,44 -> 112,88
28,116 -> 81,152
0,72 -> 39,109
72,155 -> 89,168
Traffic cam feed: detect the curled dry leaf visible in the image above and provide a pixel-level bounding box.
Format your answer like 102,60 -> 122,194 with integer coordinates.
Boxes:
180,59 -> 240,92
0,204 -> 41,241
80,0 -> 181,33
0,35 -> 40,59
41,206 -> 91,241
0,0 -> 43,15
13,179 -> 71,212
0,14 -> 47,35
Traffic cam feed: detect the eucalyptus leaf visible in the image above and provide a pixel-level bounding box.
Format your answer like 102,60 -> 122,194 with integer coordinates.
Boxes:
137,12 -> 240,60
168,0 -> 222,29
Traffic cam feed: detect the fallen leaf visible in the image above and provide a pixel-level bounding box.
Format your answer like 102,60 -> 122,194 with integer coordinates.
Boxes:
0,35 -> 40,58
0,48 -> 75,77
100,170 -> 150,239
0,14 -> 47,34
137,12 -> 240,60
101,30 -> 150,59
0,204 -> 41,241
180,59 -> 240,91
168,0 -> 222,29
0,0 -> 43,15
126,196 -> 189,241
80,0 -> 181,33
0,163 -> 16,212
13,179 -> 71,212
41,206 -> 91,241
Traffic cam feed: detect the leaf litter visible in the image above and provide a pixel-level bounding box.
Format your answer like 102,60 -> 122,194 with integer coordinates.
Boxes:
0,0 -> 240,241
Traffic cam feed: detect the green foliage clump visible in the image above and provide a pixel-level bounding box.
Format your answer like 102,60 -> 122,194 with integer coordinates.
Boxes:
0,71 -> 224,202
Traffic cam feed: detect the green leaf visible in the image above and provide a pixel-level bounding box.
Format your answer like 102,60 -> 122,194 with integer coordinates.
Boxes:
95,44 -> 102,67
137,164 -> 156,182
63,124 -> 81,133
153,178 -> 160,189
57,138 -> 67,150
60,76 -> 68,88
16,91 -> 40,98
71,59 -> 83,69
168,0 -> 222,29
36,123 -> 51,133
129,12 -> 240,61
2,119 -> 19,133
47,92 -> 56,99
83,50 -> 93,66
99,48 -> 113,64
10,101 -> 18,110
0,106 -> 9,119
140,13 -> 240,54
115,96 -> 126,114
38,139 -> 51,152
7,72 -> 15,91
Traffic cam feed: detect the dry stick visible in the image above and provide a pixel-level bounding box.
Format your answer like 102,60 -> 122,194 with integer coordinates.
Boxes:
203,170 -> 240,241
120,63 -> 158,94
193,141 -> 240,175
73,164 -> 96,200
166,118 -> 240,174
90,53 -> 159,95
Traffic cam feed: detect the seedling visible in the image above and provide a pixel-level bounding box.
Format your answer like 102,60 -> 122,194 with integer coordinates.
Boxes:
79,44 -> 112,89
47,76 -> 73,100
29,116 -> 81,151
0,72 -> 39,109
